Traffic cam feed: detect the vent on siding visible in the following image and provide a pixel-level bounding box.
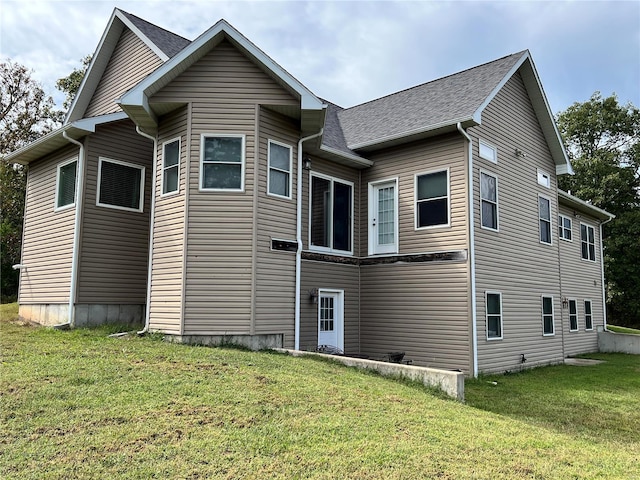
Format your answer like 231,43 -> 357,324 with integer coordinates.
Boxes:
271,239 -> 297,252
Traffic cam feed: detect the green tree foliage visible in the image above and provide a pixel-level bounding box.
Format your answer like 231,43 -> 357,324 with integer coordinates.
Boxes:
56,55 -> 91,111
1,59 -> 64,301
557,93 -> 640,328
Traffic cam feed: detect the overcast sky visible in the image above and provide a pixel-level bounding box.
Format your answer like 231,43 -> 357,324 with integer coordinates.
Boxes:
1,0 -> 638,115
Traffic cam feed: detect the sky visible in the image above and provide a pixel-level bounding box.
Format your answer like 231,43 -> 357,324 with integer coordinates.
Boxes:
1,0 -> 638,115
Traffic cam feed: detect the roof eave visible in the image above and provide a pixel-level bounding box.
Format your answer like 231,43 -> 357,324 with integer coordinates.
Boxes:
558,189 -> 615,221
318,145 -> 373,169
348,117 -> 477,152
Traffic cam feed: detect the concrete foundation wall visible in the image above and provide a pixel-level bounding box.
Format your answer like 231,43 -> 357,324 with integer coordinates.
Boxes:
598,330 -> 640,355
19,304 -> 70,326
19,303 -> 144,328
168,334 -> 284,351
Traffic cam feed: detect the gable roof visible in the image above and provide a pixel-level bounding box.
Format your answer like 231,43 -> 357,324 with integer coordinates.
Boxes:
558,190 -> 614,222
118,19 -> 326,136
65,8 -> 190,124
330,51 -> 572,175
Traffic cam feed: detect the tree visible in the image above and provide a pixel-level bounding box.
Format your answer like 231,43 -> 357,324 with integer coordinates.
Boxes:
557,93 -> 640,328
0,60 -> 61,301
56,55 -> 91,111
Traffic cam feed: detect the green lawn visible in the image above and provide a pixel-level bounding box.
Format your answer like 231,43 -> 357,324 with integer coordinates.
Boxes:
1,303 -> 639,479
607,324 -> 640,335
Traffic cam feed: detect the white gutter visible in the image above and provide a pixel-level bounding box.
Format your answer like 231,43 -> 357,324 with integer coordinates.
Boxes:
62,132 -> 85,327
599,216 -> 614,330
135,126 -> 158,335
295,128 -> 324,350
457,123 -> 478,377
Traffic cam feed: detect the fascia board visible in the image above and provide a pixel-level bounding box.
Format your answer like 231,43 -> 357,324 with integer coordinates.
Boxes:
558,189 -> 614,221
318,145 -> 374,168
5,124 -> 90,164
115,9 -> 170,62
66,9 -> 124,123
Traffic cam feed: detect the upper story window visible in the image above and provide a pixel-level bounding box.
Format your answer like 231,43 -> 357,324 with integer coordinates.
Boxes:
558,214 -> 572,241
568,299 -> 578,331
97,158 -> 144,213
480,171 -> 498,231
479,140 -> 497,163
310,173 -> 353,254
542,295 -> 554,336
537,169 -> 551,188
200,134 -> 245,191
268,140 -> 292,199
538,195 -> 552,245
55,158 -> 77,211
415,169 -> 449,229
486,291 -> 503,340
162,138 -> 180,196
581,223 -> 595,261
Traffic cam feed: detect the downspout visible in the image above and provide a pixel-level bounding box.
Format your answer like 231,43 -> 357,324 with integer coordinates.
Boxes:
62,132 -> 84,328
295,128 -> 324,351
135,126 -> 158,335
457,123 -> 478,377
599,216 -> 614,330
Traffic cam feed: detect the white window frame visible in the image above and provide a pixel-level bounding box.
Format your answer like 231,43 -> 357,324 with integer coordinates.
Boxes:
537,169 -> 551,188
580,222 -> 596,262
54,157 -> 78,212
308,172 -> 354,256
542,295 -> 555,336
568,298 -> 578,332
558,214 -> 572,241
317,288 -> 345,352
199,133 -> 245,192
538,194 -> 552,245
96,157 -> 145,213
479,139 -> 497,163
485,291 -> 503,340
414,167 -> 450,230
480,169 -> 499,232
368,177 -> 399,255
584,299 -> 593,331
161,137 -> 181,197
267,139 -> 293,200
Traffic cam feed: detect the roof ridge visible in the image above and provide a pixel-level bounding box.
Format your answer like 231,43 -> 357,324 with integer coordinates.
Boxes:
117,9 -> 190,43
343,50 -> 528,112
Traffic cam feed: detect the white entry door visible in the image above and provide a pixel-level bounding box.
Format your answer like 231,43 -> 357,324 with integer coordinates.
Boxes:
369,180 -> 398,255
318,290 -> 344,351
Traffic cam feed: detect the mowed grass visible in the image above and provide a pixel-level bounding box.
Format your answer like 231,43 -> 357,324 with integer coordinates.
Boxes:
607,324 -> 640,335
1,304 -> 639,479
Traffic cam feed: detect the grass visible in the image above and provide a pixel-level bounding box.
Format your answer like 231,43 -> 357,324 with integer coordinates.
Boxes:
1,303 -> 639,479
607,324 -> 640,335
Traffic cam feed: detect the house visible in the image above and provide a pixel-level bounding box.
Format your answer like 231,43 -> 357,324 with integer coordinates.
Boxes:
8,9 -> 614,375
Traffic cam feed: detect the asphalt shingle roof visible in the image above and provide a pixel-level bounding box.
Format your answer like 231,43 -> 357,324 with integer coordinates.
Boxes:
335,51 -> 527,149
121,10 -> 191,58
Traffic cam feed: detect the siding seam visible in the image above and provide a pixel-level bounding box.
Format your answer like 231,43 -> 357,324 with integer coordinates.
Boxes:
180,103 -> 192,335
251,104 -> 259,335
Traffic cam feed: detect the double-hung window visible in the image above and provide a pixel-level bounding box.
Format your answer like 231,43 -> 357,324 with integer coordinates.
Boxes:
200,134 -> 245,191
480,171 -> 498,230
55,158 -> 78,210
558,214 -> 572,240
268,140 -> 292,199
581,223 -> 595,261
485,291 -> 503,340
415,169 -> 449,229
97,158 -> 144,212
538,195 -> 552,244
542,296 -> 554,336
584,300 -> 593,330
310,174 -> 353,254
162,138 -> 180,195
568,299 -> 578,331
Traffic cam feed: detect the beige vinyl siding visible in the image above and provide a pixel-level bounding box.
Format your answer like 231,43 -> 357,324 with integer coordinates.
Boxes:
361,133 -> 468,255
85,28 -> 163,118
300,260 -> 360,353
149,107 -> 189,333
558,205 -> 604,355
254,108 -> 299,344
360,262 -> 470,372
76,120 -> 152,304
471,72 -> 563,373
150,40 -> 298,335
302,157 -> 361,255
19,145 -> 79,304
